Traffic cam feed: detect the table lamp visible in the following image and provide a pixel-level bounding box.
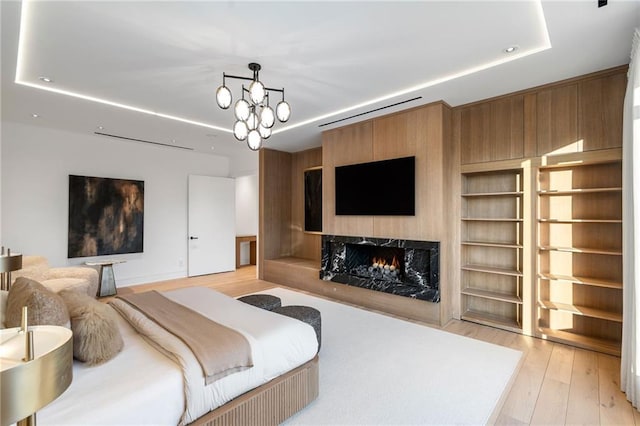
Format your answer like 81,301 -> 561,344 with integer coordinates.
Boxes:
0,247 -> 23,291
0,307 -> 73,426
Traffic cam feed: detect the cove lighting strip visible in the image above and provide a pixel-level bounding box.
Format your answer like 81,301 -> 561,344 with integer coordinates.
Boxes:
15,0 -> 551,135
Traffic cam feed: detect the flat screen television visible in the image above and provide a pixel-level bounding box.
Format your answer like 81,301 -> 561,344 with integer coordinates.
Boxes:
335,156 -> 415,215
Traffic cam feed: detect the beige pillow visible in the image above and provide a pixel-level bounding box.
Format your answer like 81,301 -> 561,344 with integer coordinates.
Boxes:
59,289 -> 123,365
6,277 -> 70,328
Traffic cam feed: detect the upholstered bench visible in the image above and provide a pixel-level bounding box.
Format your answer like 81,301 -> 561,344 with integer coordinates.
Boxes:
238,294 -> 282,311
273,305 -> 321,352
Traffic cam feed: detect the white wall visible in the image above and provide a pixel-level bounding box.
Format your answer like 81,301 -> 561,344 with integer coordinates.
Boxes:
235,174 -> 258,265
235,174 -> 258,236
1,121 -> 240,286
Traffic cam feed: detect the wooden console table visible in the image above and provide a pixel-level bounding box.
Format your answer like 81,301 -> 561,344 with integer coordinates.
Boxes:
236,236 -> 257,269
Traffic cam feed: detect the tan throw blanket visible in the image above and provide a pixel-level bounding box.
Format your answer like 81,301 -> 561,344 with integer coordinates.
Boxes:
115,291 -> 253,384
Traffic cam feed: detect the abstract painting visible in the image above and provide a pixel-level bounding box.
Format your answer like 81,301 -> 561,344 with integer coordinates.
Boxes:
304,167 -> 322,233
68,175 -> 144,258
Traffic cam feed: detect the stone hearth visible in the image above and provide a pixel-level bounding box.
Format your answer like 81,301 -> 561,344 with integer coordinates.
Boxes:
320,235 -> 440,303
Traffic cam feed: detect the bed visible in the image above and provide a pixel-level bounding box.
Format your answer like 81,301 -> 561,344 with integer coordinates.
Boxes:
33,287 -> 319,425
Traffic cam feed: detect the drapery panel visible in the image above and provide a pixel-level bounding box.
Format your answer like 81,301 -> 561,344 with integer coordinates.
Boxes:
621,28 -> 640,408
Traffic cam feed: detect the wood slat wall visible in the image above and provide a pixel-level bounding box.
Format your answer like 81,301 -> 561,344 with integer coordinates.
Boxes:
290,147 -> 323,261
259,149 -> 293,278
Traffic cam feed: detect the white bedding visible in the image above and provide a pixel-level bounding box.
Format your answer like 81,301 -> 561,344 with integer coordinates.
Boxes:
39,287 -> 318,425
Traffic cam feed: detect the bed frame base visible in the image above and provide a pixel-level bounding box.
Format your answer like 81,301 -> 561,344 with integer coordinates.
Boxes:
192,356 -> 319,426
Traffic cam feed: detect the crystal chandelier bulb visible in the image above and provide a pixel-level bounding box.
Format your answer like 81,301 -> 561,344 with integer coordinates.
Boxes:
276,100 -> 291,122
260,106 -> 275,129
216,85 -> 232,109
247,112 -> 259,131
234,99 -> 251,121
233,120 -> 248,141
258,124 -> 272,139
249,80 -> 265,104
247,130 -> 262,151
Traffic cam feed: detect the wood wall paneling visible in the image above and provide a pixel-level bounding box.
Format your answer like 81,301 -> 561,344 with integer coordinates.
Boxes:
322,121 -> 374,237
291,148 -> 323,261
259,149 -> 293,265
372,105 -> 442,241
442,105 -> 459,323
579,72 -> 626,151
536,84 -> 579,156
460,96 -> 524,164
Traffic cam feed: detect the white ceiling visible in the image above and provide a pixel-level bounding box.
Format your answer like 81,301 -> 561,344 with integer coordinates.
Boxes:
1,1 -> 638,170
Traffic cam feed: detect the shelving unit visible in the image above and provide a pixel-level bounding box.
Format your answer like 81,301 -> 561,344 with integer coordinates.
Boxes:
536,161 -> 623,355
461,169 -> 526,334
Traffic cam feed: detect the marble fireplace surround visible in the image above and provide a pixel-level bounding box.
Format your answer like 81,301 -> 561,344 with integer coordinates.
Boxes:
320,235 -> 440,303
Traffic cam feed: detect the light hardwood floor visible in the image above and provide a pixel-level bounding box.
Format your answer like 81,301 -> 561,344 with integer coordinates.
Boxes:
115,266 -> 638,425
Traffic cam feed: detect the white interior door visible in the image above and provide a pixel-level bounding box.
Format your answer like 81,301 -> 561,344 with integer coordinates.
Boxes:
188,175 -> 235,277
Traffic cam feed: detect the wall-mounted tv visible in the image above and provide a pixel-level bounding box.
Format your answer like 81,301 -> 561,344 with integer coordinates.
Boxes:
335,156 -> 415,216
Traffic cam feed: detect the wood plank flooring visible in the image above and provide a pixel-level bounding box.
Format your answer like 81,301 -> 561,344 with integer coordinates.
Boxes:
115,266 -> 637,425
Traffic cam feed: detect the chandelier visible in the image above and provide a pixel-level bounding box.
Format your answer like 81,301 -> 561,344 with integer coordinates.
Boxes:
215,63 -> 291,151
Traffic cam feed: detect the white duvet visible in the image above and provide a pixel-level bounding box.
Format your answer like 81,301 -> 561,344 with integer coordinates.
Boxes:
39,287 -> 318,425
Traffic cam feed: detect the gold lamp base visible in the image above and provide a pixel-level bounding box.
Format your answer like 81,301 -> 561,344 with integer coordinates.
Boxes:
0,326 -> 73,426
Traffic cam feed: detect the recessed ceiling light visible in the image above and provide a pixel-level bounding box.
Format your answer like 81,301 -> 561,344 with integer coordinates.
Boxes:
171,139 -> 176,144
31,113 -> 40,118
97,125 -> 104,130
38,76 -> 53,83
503,46 -> 519,54
211,146 -> 215,150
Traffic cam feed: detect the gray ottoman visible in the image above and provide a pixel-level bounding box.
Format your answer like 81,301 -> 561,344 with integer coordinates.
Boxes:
273,305 -> 321,352
238,294 -> 282,311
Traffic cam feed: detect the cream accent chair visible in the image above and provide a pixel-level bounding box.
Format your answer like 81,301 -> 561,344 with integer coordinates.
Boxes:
11,256 -> 99,298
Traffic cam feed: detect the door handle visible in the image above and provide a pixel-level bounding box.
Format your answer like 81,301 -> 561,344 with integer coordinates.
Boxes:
190,236 -> 199,240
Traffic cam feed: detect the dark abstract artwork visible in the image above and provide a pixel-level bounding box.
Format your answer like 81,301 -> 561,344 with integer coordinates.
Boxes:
304,167 -> 322,233
68,175 -> 144,258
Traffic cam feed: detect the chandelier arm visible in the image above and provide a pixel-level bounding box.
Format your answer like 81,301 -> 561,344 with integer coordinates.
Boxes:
223,74 -> 256,82
264,87 -> 284,94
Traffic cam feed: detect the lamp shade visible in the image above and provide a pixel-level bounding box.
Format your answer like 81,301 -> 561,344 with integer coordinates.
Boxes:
216,85 -> 232,109
247,130 -> 262,151
260,106 -> 275,129
233,120 -> 249,141
258,124 -> 272,139
234,99 -> 251,121
247,112 -> 259,131
1,326 -> 73,425
0,253 -> 22,273
276,100 -> 291,122
249,80 -> 265,104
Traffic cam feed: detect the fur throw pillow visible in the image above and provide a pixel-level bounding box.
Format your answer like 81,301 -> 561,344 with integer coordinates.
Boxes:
59,289 -> 124,365
6,277 -> 70,327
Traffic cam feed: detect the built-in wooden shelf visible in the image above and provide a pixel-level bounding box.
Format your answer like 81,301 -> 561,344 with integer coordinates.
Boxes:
538,187 -> 622,195
461,169 -> 524,334
538,300 -> 622,323
537,160 -> 623,355
461,218 -> 523,222
538,245 -> 622,256
461,264 -> 523,277
461,241 -> 522,249
538,218 -> 622,224
461,288 -> 522,304
538,273 -> 622,289
538,327 -> 620,356
462,310 -> 522,333
462,191 -> 523,197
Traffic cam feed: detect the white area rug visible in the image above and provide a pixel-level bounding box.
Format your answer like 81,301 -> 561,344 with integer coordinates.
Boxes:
260,288 -> 521,425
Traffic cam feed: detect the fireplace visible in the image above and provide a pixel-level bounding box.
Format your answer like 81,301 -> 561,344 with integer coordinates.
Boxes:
320,235 -> 440,303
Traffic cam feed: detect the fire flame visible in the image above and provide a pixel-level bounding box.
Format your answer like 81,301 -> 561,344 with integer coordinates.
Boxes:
372,256 -> 400,268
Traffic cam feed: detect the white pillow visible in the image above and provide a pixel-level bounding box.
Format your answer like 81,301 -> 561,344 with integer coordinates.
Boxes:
0,290 -> 8,328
